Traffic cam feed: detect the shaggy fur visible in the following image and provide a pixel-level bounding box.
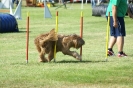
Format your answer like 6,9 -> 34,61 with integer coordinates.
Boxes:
34,29 -> 85,62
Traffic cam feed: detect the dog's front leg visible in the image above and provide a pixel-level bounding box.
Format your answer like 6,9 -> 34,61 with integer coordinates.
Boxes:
47,50 -> 54,62
73,51 -> 82,60
62,50 -> 81,60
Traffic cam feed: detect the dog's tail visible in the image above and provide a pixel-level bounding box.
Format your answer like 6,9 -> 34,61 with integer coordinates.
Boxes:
34,38 -> 42,53
48,28 -> 58,41
40,29 -> 58,45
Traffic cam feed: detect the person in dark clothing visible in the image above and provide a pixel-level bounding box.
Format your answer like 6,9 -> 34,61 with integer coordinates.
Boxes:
12,0 -> 19,6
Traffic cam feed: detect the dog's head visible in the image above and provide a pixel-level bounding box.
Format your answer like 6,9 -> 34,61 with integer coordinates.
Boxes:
72,34 -> 85,49
63,34 -> 85,49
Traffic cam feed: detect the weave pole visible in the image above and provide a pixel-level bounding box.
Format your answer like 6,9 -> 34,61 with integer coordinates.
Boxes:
54,11 -> 58,62
26,12 -> 29,63
80,11 -> 83,61
105,12 -> 110,61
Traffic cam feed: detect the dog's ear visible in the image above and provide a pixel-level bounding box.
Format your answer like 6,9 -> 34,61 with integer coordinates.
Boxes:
73,39 -> 77,48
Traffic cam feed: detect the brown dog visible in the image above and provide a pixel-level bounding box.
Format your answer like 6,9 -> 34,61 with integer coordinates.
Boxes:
34,29 -> 85,62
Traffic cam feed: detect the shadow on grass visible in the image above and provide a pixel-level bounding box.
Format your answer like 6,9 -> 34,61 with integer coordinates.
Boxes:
55,60 -> 107,63
0,31 -> 31,34
10,60 -> 108,65
18,31 -> 31,33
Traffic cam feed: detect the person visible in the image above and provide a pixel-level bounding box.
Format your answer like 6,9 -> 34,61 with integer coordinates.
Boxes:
97,0 -> 104,5
49,0 -> 56,7
12,0 -> 19,6
106,0 -> 133,57
58,0 -> 62,4
91,0 -> 96,8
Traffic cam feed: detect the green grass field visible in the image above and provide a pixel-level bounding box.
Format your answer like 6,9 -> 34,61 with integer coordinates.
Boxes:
0,3 -> 133,88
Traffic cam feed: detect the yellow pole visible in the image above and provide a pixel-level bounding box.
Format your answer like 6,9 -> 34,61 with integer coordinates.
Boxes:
55,11 -> 58,33
106,12 -> 110,61
54,11 -> 58,62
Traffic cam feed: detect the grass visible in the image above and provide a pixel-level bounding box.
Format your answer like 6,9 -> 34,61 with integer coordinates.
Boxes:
0,3 -> 133,88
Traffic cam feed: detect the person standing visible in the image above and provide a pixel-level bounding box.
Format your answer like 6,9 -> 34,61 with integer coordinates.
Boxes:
106,0 -> 133,57
12,0 -> 19,7
91,0 -> 96,8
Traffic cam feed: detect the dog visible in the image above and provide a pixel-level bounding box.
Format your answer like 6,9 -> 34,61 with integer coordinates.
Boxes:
34,29 -> 85,62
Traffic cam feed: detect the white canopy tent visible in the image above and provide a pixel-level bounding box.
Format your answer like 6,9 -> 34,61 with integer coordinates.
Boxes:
0,0 -> 22,19
0,0 -> 12,9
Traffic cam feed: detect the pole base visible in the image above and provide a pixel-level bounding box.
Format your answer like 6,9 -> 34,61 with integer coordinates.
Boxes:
26,60 -> 28,63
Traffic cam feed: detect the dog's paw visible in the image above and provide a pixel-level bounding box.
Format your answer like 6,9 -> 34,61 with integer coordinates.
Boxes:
73,51 -> 82,60
39,58 -> 49,62
39,60 -> 45,63
76,55 -> 82,60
